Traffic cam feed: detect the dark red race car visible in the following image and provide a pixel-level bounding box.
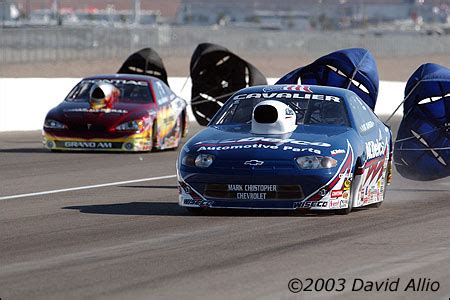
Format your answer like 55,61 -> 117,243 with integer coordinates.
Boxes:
43,74 -> 188,152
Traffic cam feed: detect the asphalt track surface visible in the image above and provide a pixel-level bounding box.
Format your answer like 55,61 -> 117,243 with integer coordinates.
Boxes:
0,120 -> 449,300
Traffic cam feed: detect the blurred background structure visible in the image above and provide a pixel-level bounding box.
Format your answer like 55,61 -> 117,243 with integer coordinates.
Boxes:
1,0 -> 450,78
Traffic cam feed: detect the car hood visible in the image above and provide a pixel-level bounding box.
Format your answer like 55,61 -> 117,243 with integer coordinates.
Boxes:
46,101 -> 153,130
184,124 -> 356,160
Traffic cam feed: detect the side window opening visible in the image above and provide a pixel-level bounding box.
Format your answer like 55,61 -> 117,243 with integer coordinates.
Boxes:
348,96 -> 376,134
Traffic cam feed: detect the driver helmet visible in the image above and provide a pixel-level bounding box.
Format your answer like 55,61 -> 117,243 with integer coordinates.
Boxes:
89,82 -> 120,109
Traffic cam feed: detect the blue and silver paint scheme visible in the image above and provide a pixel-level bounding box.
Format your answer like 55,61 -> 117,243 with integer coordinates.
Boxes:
178,84 -> 392,211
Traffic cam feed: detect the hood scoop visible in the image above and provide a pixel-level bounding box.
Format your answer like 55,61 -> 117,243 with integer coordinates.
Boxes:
251,100 -> 297,135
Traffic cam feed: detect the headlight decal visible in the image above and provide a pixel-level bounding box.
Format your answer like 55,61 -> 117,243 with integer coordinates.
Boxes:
296,156 -> 337,169
182,154 -> 215,168
44,119 -> 67,129
116,118 -> 148,132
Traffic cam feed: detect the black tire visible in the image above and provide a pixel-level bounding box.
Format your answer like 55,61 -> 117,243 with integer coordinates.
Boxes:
372,201 -> 383,208
150,121 -> 159,152
171,115 -> 183,150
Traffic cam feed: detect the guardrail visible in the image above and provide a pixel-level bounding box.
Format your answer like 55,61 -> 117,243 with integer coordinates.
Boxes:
2,26 -> 450,66
0,77 -> 404,132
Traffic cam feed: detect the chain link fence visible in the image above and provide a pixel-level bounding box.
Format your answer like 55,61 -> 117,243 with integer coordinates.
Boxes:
1,25 -> 450,65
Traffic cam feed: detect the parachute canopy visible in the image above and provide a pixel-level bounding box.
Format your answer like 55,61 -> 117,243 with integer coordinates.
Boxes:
394,63 -> 450,181
118,48 -> 169,86
190,43 -> 267,125
277,48 -> 379,110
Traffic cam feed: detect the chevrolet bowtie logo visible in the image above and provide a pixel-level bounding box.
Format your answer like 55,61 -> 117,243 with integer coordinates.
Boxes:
244,160 -> 264,166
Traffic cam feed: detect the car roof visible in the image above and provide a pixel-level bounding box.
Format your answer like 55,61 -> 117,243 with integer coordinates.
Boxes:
82,74 -> 161,82
235,84 -> 357,99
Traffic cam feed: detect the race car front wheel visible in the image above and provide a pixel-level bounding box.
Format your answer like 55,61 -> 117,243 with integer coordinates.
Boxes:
171,115 -> 183,151
151,121 -> 159,152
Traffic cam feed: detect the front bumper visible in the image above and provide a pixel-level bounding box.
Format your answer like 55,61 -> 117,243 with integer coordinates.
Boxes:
43,131 -> 152,152
178,178 -> 351,211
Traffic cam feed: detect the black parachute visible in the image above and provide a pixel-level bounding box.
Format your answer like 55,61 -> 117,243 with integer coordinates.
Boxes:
190,43 -> 267,125
118,48 -> 169,86
393,63 -> 450,181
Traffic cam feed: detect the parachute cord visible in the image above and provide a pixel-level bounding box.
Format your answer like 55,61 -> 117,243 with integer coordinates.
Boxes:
190,91 -> 235,106
394,127 -> 443,143
385,80 -> 422,124
180,76 -> 191,93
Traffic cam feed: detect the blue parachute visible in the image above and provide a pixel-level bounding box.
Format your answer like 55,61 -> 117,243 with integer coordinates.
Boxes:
277,48 -> 379,110
394,63 -> 450,181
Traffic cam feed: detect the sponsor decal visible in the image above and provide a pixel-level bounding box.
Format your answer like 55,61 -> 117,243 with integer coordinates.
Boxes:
343,179 -> 352,190
244,160 -> 264,166
331,149 -> 346,156
63,108 -> 128,114
183,199 -> 213,207
232,92 -> 341,103
236,193 -> 267,200
282,146 -> 321,154
293,201 -> 328,209
366,139 -> 386,160
285,107 -> 295,118
340,199 -> 349,207
360,121 -> 375,133
196,144 -> 322,154
331,190 -> 343,198
339,173 -> 353,179
262,86 -> 280,92
330,199 -> 340,208
342,191 -> 350,200
319,189 -> 327,197
64,141 -> 113,149
195,137 -> 330,147
282,85 -> 313,93
227,184 -> 277,192
83,79 -> 148,86
227,184 -> 277,200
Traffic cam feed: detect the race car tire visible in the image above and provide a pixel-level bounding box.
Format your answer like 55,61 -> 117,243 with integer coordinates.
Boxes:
151,121 -> 159,152
171,115 -> 183,151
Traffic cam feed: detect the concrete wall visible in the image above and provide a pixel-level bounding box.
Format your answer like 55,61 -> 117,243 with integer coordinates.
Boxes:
0,77 -> 405,132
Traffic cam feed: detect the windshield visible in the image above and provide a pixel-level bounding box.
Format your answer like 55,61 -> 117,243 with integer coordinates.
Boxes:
212,92 -> 350,126
65,79 -> 153,104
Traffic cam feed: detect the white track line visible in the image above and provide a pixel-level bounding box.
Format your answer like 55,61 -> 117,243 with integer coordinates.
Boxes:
0,174 -> 177,201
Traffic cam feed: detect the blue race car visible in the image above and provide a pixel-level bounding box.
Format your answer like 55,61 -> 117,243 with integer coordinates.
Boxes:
177,84 -> 392,214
